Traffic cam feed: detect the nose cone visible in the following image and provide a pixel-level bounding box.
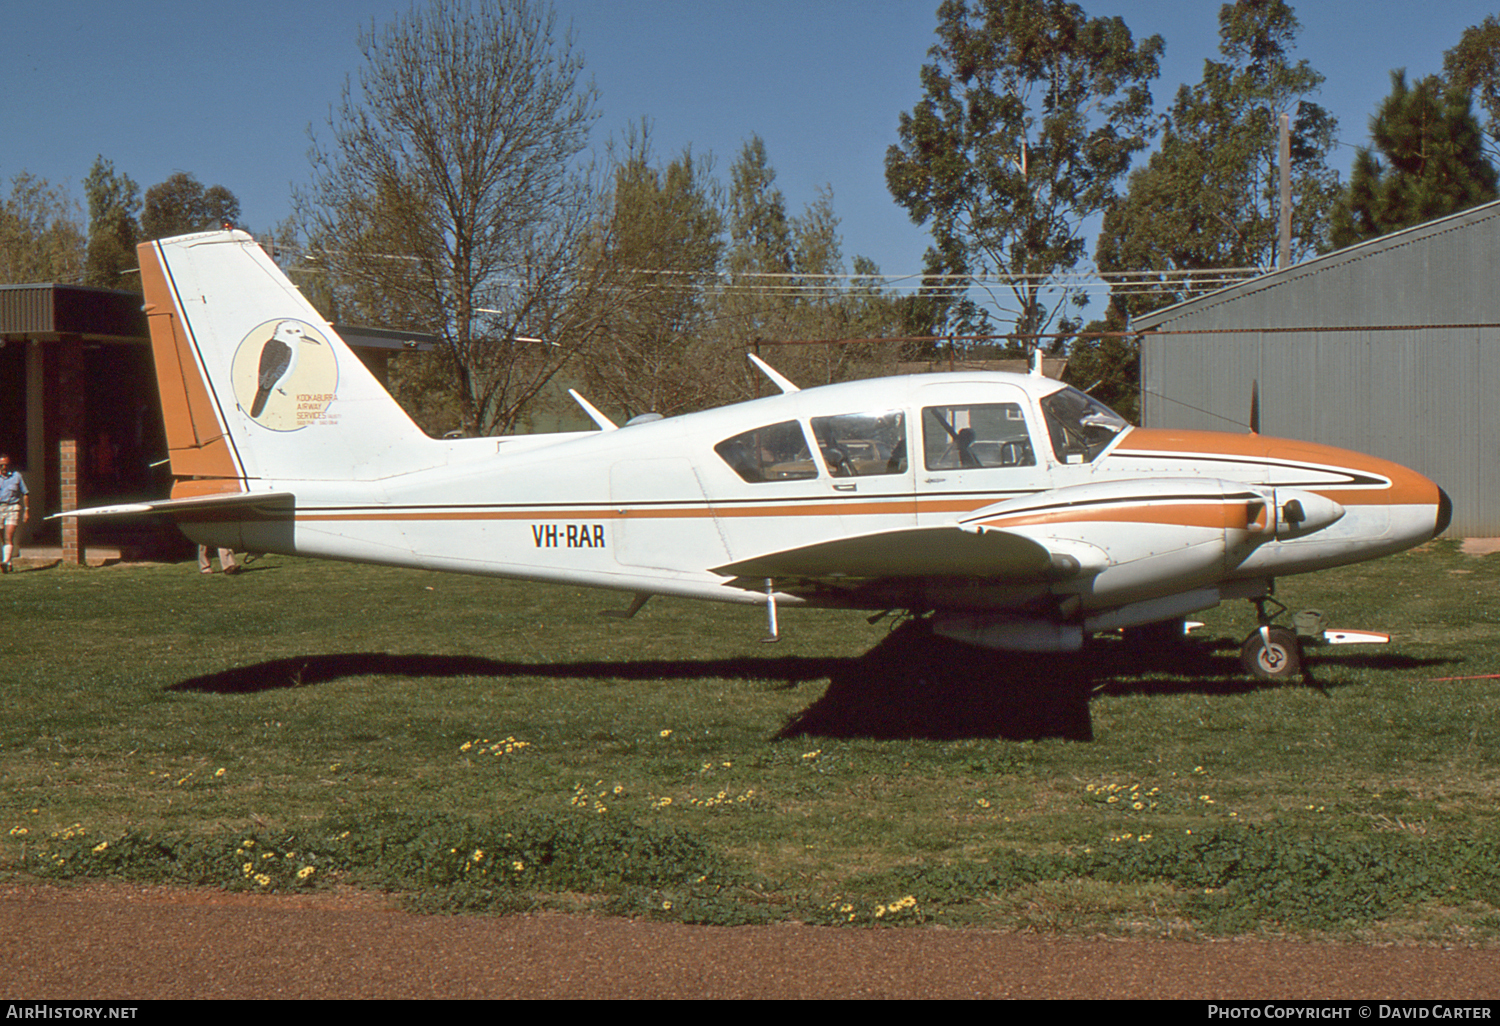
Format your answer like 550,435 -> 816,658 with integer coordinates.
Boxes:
1435,487 -> 1453,538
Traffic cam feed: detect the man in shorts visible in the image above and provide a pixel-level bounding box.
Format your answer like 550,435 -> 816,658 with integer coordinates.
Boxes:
0,453 -> 29,573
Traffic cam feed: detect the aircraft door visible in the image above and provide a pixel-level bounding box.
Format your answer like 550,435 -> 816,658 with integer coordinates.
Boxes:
916,383 -> 1052,525
809,407 -> 917,532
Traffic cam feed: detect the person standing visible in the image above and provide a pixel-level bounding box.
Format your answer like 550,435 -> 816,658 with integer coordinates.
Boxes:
0,454 -> 29,573
198,544 -> 239,575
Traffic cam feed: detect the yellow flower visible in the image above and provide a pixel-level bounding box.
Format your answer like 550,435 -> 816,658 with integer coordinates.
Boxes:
297,866 -> 316,880
659,729 -> 672,739
472,849 -> 484,862
214,768 -> 226,778
512,860 -> 525,872
254,874 -> 272,887
92,842 -> 108,853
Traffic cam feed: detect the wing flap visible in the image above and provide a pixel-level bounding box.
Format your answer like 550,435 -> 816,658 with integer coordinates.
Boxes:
710,525 -> 1057,580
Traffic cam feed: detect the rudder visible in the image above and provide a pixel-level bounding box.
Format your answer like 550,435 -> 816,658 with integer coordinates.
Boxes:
138,230 -> 433,496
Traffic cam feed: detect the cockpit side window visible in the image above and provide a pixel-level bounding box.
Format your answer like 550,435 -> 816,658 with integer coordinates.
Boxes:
810,410 -> 907,477
1039,386 -> 1129,464
714,420 -> 818,483
922,404 -> 1036,470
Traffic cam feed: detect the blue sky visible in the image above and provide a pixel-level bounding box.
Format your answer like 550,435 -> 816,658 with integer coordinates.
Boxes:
2,0 -> 1496,287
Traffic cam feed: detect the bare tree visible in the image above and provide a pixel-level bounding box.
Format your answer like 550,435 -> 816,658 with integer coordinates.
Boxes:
296,0 -> 605,436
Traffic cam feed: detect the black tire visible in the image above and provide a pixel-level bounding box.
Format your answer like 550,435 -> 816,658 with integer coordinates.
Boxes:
1240,626 -> 1302,680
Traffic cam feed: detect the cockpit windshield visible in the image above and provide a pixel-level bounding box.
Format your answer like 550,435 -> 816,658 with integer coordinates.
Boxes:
1039,386 -> 1130,464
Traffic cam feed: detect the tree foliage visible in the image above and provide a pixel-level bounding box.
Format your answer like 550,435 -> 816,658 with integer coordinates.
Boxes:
574,134 -> 908,422
296,0 -> 605,437
580,127 -> 725,419
142,172 -> 242,239
1096,0 -> 1338,321
82,156 -> 140,289
0,172 -> 86,285
1443,15 -> 1500,164
1327,70 -> 1498,249
718,137 -> 864,388
885,0 -> 1163,349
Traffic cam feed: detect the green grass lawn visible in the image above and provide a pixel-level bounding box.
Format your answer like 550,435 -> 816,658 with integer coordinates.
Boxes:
2,540 -> 1498,940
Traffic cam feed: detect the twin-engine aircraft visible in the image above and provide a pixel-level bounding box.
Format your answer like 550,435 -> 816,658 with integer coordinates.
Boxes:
68,231 -> 1450,679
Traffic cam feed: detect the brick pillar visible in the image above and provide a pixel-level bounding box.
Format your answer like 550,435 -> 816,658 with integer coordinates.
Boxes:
59,438 -> 80,564
55,338 -> 86,566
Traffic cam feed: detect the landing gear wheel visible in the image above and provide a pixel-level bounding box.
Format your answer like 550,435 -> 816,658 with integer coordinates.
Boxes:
1240,626 -> 1302,680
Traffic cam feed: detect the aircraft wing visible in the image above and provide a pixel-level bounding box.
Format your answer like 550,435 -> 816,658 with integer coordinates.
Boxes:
51,492 -> 296,521
710,525 -> 1065,580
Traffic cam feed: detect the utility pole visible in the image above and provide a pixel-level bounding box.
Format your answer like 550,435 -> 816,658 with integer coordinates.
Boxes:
1278,112 -> 1291,270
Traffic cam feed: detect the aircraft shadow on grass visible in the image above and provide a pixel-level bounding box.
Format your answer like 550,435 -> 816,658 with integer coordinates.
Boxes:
167,621 -> 1457,743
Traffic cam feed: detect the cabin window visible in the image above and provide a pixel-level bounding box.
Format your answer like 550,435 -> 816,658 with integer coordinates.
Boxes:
810,410 -> 907,477
1039,386 -> 1128,464
922,404 -> 1036,470
714,420 -> 818,482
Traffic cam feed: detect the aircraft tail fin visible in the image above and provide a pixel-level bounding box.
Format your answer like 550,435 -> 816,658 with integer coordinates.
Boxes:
138,230 -> 433,498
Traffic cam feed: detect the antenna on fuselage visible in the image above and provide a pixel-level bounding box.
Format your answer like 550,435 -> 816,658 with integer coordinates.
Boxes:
748,353 -> 800,394
568,389 -> 618,431
1029,347 -> 1044,377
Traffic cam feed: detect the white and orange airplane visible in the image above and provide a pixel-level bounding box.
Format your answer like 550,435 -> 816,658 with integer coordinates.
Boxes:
66,230 -> 1450,679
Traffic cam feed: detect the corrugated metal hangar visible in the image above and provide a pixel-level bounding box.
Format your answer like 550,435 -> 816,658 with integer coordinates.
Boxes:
1134,199 -> 1500,538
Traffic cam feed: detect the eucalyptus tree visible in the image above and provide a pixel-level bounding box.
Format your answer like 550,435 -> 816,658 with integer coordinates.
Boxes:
885,0 -> 1163,351
1095,0 -> 1339,321
1443,15 -> 1500,164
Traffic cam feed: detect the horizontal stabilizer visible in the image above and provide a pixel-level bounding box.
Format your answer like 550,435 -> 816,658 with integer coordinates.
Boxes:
52,491 -> 296,521
711,525 -> 1055,580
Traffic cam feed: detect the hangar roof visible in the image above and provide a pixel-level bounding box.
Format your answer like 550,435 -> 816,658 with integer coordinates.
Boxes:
0,283 -> 146,342
1133,198 -> 1500,333
0,282 -> 436,351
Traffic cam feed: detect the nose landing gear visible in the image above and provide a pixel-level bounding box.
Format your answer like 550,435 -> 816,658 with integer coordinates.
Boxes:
1239,596 -> 1302,681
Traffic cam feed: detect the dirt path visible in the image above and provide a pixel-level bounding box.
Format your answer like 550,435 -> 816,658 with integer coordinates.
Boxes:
3,882 -> 1498,1000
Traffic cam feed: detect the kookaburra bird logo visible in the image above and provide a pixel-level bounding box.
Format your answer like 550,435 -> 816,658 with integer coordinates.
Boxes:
250,320 -> 322,417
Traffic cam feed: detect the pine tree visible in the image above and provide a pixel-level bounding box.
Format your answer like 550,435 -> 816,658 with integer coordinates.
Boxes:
1328,70 -> 1498,249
